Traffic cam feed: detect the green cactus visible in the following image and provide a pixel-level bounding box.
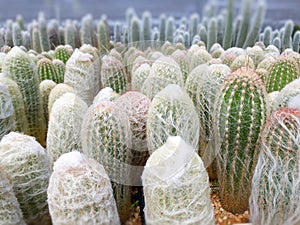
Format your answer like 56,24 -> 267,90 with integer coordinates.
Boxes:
250,108 -> 300,225
265,55 -> 300,93
292,31 -> 300,53
214,67 -> 270,213
64,48 -> 97,105
171,49 -> 189,83
47,151 -> 121,225
64,20 -> 76,48
31,27 -> 42,53
146,84 -> 199,154
97,18 -> 110,55
189,13 -> 199,44
0,170 -> 25,225
114,22 -> 122,43
130,16 -> 141,49
101,55 -> 128,94
47,19 -> 60,50
12,23 -> 22,46
38,17 -> 50,52
223,0 -> 233,50
80,14 -> 94,46
142,56 -> 184,99
54,45 -> 73,64
39,79 -> 57,126
282,20 -> 294,51
46,93 -> 88,167
159,14 -> 166,42
2,46 -> 46,146
81,101 -> 133,223
0,132 -> 51,224
0,83 -> 15,140
52,59 -> 66,81
142,11 -> 152,49
207,18 -> 217,51
142,136 -> 215,225
37,57 -> 61,83
0,75 -> 28,134
166,16 -> 174,44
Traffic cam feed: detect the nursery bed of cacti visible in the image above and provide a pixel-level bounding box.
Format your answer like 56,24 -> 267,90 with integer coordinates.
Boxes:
0,0 -> 300,224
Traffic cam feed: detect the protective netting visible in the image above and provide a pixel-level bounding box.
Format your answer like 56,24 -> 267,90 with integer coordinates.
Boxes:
185,63 -> 231,179
273,77 -> 300,110
147,84 -> 200,155
142,56 -> 184,99
0,74 -> 28,134
64,48 -> 97,105
0,132 -> 51,224
46,92 -> 88,168
93,87 -> 119,104
47,151 -> 120,225
250,108 -> 300,225
142,136 -> 215,225
0,82 -> 15,141
80,101 -> 133,222
0,170 -> 25,225
214,67 -> 270,213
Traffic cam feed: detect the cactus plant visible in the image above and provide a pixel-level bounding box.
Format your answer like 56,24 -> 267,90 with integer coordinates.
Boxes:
52,59 -> 65,81
37,57 -> 61,83
0,132 -> 51,224
39,79 -> 56,126
46,93 -> 88,167
97,18 -> 110,55
0,82 -> 15,140
81,100 -> 133,223
0,170 -> 25,225
265,55 -> 300,93
47,19 -> 60,50
214,67 -> 270,213
142,136 -> 215,225
0,75 -> 28,134
250,108 -> 300,225
132,63 -> 151,91
142,56 -> 184,99
38,17 -> 50,52
146,84 -> 199,154
101,55 -> 128,94
93,87 -> 119,104
2,46 -> 46,146
80,14 -> 94,46
171,49 -> 189,83
54,45 -> 73,64
47,150 -> 120,225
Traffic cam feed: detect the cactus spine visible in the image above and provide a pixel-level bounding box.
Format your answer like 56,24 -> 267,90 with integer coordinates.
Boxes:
214,67 -> 269,213
47,151 -> 120,225
0,132 -> 51,224
2,47 -> 46,146
250,108 -> 300,225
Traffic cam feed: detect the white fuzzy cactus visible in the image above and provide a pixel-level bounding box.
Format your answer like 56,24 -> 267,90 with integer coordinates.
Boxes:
142,136 -> 215,225
0,132 -> 51,224
0,171 -> 25,225
46,93 -> 88,167
47,151 -> 120,225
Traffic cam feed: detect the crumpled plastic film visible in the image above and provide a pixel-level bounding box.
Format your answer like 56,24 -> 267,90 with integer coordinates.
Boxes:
142,136 -> 215,225
0,132 -> 51,224
47,151 -> 120,225
46,92 -> 88,168
0,170 -> 25,225
250,108 -> 300,225
0,82 -> 15,140
147,84 -> 200,154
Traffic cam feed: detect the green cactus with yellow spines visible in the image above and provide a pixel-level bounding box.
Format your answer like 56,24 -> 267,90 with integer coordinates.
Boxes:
2,46 -> 46,146
250,108 -> 300,225
214,67 -> 270,213
54,45 -> 73,64
265,55 -> 300,93
52,59 -> 65,81
37,57 -> 62,83
0,74 -> 28,134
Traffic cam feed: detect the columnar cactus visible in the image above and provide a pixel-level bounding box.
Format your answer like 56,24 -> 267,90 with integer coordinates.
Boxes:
81,101 -> 133,223
39,79 -> 56,126
47,151 -> 120,225
0,82 -> 15,141
142,136 -> 215,225
131,63 -> 151,91
52,59 -> 65,81
54,45 -> 73,64
142,56 -> 184,99
250,108 -> 300,225
171,49 -> 189,82
214,67 -> 270,213
101,55 -> 128,94
0,75 -> 28,134
97,19 -> 110,55
64,48 -> 97,105
46,93 -> 88,167
37,57 -> 61,83
146,84 -> 199,154
265,55 -> 300,93
2,47 -> 46,146
0,171 -> 25,225
80,14 -> 94,46
38,17 -> 50,52
0,132 -> 51,224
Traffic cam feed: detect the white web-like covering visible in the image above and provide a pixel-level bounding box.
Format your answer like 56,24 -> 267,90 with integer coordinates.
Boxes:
147,84 -> 200,155
47,151 -> 120,225
0,170 -> 25,225
0,83 -> 15,140
46,93 -> 88,168
142,136 -> 215,225
0,132 -> 51,223
93,87 -> 119,104
250,109 -> 300,225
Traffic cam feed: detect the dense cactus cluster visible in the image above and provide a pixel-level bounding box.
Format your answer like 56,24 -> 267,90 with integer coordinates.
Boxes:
0,0 -> 299,224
